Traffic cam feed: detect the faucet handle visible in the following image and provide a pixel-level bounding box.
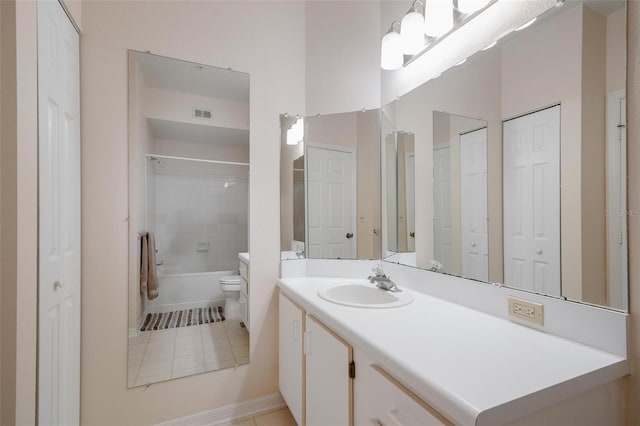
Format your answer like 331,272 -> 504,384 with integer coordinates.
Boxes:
372,263 -> 387,278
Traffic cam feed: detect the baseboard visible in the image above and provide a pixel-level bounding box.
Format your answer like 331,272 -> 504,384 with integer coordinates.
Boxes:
154,392 -> 286,426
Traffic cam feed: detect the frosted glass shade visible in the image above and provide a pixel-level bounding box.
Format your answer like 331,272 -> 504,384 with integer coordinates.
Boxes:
424,0 -> 453,37
400,11 -> 425,55
287,118 -> 304,145
457,0 -> 490,14
381,29 -> 403,70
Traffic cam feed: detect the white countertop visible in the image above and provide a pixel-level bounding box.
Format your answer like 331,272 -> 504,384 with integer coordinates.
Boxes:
278,277 -> 627,426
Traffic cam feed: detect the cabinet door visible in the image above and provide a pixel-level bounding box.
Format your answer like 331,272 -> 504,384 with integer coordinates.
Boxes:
279,293 -> 304,425
305,314 -> 353,426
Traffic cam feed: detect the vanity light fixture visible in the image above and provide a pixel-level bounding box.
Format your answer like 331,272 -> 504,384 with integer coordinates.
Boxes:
401,1 -> 426,54
381,21 -> 404,70
424,0 -> 454,37
287,116 -> 304,145
381,0 -> 496,70
456,0 -> 490,14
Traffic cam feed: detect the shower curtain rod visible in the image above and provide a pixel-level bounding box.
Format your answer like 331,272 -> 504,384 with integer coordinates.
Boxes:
145,154 -> 249,167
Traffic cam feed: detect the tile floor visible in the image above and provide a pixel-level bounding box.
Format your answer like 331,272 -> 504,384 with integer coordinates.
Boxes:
224,408 -> 297,426
128,319 -> 249,387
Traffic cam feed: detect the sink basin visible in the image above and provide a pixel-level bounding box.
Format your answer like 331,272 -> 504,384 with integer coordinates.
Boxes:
317,280 -> 414,309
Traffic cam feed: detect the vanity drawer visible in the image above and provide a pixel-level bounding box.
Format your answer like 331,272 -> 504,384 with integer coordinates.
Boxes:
239,261 -> 249,280
365,364 -> 452,426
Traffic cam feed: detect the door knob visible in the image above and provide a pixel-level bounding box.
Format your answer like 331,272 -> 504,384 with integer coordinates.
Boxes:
346,233 -> 354,239
53,280 -> 63,290
409,232 -> 415,238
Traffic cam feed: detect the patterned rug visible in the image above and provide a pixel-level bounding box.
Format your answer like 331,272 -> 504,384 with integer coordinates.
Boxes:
140,306 -> 225,331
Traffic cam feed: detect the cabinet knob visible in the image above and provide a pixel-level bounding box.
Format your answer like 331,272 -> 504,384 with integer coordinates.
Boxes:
536,248 -> 543,255
53,280 -> 63,290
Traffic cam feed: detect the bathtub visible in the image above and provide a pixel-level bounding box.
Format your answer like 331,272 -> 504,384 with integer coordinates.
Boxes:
146,268 -> 237,314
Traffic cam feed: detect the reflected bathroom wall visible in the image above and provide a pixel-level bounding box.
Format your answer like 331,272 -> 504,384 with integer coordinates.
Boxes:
432,112 -> 487,280
128,51 -> 250,388
382,0 -> 628,310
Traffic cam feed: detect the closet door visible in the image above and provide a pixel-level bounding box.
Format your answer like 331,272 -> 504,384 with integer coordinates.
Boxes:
503,106 -> 560,296
37,0 -> 81,424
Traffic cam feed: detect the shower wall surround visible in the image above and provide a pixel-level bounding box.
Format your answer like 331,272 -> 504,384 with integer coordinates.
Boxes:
150,171 -> 249,273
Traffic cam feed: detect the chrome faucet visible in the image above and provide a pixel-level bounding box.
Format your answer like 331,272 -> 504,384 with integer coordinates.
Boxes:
368,264 -> 401,292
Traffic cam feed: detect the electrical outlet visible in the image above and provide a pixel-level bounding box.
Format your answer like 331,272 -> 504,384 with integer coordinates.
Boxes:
508,296 -> 544,326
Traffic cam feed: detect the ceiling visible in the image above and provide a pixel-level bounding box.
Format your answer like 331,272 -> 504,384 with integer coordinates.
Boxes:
148,118 -> 249,146
133,51 -> 249,103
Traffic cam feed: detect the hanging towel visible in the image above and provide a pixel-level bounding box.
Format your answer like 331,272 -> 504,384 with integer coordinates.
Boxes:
140,232 -> 159,300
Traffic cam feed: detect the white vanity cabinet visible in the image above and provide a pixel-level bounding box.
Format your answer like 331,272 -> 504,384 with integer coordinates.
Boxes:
279,293 -> 304,425
354,352 -> 452,426
239,256 -> 249,328
278,293 -> 353,426
305,314 -> 353,426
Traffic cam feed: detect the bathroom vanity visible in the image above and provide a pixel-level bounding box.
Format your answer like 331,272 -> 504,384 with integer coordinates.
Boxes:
277,261 -> 627,426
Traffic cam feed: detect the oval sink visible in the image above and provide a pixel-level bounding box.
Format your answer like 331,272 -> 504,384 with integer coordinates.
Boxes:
318,280 -> 414,309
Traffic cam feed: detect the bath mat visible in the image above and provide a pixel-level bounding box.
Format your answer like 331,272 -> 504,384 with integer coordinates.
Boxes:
140,306 -> 225,331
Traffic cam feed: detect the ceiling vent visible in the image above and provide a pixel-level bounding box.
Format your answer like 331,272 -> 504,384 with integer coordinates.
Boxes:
193,108 -> 213,120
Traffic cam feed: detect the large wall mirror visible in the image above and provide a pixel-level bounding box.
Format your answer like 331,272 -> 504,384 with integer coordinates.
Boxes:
280,110 -> 382,260
383,0 -> 628,311
127,51 -> 250,387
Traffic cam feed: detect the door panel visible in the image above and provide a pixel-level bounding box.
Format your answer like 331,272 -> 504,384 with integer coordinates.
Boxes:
305,315 -> 352,426
307,146 -> 355,259
433,145 -> 452,273
503,106 -> 560,296
38,0 -> 81,424
460,128 -> 488,281
279,294 -> 304,425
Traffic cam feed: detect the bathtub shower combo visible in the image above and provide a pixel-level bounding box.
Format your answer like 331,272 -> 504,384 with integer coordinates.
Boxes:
145,155 -> 249,326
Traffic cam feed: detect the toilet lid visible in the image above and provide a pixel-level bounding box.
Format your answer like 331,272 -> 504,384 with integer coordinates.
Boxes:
220,275 -> 241,285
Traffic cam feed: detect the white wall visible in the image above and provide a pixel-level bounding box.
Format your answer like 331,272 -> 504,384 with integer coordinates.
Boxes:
80,1 -> 305,424
305,1 -> 380,115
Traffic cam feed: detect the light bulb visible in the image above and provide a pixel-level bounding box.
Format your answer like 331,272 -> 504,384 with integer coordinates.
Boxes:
456,0 -> 490,14
287,118 -> 304,145
381,22 -> 403,70
424,0 -> 453,37
400,2 -> 425,54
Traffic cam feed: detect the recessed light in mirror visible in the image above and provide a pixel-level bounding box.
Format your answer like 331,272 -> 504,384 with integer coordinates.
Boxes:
515,17 -> 536,32
481,40 -> 497,51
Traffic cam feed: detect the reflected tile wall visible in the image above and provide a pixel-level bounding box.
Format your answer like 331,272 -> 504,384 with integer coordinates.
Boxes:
150,173 -> 249,272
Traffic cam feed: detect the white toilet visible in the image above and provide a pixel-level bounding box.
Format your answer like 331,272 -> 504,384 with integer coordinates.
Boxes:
219,275 -> 242,320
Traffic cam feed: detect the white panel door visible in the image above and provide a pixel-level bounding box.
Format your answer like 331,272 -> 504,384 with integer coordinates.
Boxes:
405,152 -> 416,252
307,146 -> 355,259
607,92 -> 627,310
460,128 -> 488,282
278,294 -> 304,426
503,106 -> 560,296
37,1 -> 81,424
433,145 -> 452,273
305,315 -> 352,426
